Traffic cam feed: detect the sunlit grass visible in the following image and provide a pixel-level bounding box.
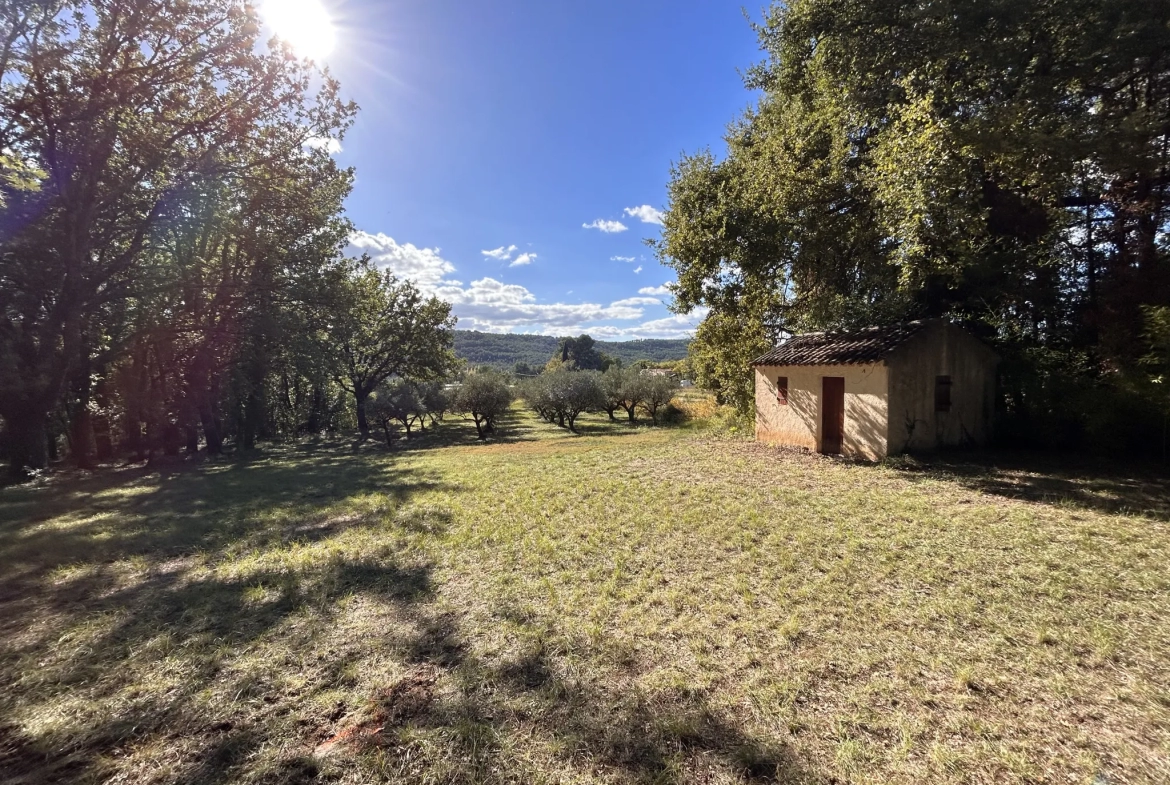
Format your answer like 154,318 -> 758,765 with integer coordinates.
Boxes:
0,406 -> 1167,783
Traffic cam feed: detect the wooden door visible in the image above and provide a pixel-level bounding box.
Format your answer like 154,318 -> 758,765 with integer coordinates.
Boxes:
821,376 -> 845,454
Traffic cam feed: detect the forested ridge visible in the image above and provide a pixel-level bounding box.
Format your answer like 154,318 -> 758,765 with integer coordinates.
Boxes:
659,0 -> 1170,454
454,330 -> 690,370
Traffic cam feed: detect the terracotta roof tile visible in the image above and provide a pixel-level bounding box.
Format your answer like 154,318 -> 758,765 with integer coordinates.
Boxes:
750,321 -> 931,366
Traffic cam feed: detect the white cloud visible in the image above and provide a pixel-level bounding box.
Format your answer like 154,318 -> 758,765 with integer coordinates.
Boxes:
624,205 -> 665,226
482,245 -> 518,261
611,296 -> 663,308
352,229 -> 696,339
611,255 -> 636,263
633,266 -> 643,274
304,136 -> 342,154
583,219 -> 628,233
638,284 -> 672,297
429,277 -> 657,331
349,231 -> 455,289
510,252 -> 537,267
586,309 -> 708,340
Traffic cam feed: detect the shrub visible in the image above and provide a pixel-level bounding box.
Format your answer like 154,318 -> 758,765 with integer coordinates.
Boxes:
657,401 -> 689,426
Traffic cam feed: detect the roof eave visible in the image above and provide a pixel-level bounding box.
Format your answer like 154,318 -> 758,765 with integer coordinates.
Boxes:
749,360 -> 889,368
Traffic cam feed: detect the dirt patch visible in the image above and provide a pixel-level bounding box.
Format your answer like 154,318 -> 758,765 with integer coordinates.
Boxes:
312,665 -> 439,758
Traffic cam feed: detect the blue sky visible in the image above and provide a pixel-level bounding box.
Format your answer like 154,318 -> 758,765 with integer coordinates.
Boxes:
266,1 -> 763,339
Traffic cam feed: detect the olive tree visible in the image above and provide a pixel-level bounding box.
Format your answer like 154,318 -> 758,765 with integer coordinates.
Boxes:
616,368 -> 649,424
454,371 -> 513,440
640,375 -> 678,425
524,369 -> 605,432
522,375 -> 556,424
418,381 -> 451,426
600,366 -> 626,421
556,370 -> 606,432
369,379 -> 427,442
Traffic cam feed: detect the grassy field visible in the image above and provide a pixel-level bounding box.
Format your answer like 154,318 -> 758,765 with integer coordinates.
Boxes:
1,406 -> 1168,784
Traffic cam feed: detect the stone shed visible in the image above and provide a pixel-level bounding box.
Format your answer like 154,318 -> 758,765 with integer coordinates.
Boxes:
751,320 -> 999,460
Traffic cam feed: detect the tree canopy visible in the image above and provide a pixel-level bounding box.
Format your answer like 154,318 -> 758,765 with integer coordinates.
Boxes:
658,0 -> 1170,449
550,334 -> 613,372
0,1 -> 457,474
329,267 -> 456,439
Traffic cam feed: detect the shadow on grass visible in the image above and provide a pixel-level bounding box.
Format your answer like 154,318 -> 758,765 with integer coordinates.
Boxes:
381,407 -> 660,454
0,441 -> 454,570
320,603 -> 811,784
0,428 -> 796,784
0,554 -> 440,784
382,407 -> 546,452
3,570 -> 808,784
890,450 -> 1170,520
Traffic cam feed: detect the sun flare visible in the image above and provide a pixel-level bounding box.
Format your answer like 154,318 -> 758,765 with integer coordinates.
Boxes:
261,0 -> 336,62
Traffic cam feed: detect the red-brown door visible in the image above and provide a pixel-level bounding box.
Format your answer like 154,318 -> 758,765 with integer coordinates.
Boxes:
821,376 -> 845,454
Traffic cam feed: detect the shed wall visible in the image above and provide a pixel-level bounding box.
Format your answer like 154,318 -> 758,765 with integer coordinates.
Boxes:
755,363 -> 889,460
886,324 -> 998,452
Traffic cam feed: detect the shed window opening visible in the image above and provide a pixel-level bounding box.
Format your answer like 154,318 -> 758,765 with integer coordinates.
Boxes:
776,376 -> 788,405
935,375 -> 952,412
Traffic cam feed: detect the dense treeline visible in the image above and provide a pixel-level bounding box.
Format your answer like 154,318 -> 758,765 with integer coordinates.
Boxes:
0,1 -> 455,476
659,0 -> 1170,454
454,330 -> 690,371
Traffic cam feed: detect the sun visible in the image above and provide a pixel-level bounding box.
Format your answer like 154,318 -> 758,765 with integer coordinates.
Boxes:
261,0 -> 337,62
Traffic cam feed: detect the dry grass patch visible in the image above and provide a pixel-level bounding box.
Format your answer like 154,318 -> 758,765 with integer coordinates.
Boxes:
1,410 -> 1167,784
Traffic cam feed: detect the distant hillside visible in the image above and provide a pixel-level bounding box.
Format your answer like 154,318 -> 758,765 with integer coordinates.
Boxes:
454,330 -> 690,369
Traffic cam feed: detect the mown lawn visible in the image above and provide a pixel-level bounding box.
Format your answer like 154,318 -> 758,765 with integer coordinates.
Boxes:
1,408 -> 1168,784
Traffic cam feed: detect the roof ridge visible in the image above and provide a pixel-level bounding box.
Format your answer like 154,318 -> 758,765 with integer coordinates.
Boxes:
751,320 -> 932,367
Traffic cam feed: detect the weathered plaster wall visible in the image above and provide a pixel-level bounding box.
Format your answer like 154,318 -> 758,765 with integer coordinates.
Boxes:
755,363 -> 889,460
886,324 -> 998,452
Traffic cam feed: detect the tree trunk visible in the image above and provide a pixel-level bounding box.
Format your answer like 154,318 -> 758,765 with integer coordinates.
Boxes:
46,426 -> 59,463
69,347 -> 95,469
70,405 -> 95,469
6,408 -> 49,477
307,386 -> 323,434
241,352 -> 267,448
94,415 -> 114,461
355,389 -> 371,439
161,424 -> 181,456
127,419 -> 145,461
242,389 -> 262,450
200,404 -> 223,455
